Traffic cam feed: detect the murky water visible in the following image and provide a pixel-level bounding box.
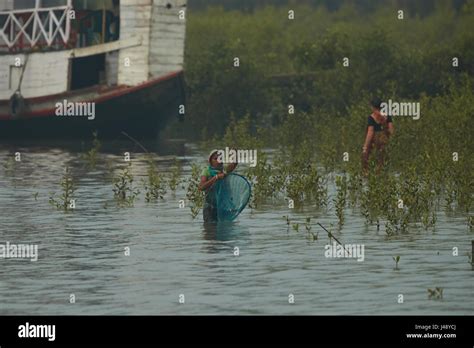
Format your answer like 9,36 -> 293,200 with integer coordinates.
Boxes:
0,141 -> 472,315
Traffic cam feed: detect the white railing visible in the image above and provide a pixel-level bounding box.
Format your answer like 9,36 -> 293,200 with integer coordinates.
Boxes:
0,5 -> 71,50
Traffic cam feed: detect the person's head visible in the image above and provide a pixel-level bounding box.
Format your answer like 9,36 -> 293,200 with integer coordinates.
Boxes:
209,150 -> 221,168
370,98 -> 382,112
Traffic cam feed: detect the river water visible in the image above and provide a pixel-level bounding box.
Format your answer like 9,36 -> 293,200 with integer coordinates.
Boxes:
0,140 -> 472,315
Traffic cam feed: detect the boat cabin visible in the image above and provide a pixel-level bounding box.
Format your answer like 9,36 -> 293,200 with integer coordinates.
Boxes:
0,0 -> 186,100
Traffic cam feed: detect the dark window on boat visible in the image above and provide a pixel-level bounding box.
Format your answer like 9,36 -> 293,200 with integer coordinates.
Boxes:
12,0 -> 67,8
73,0 -> 116,10
13,0 -> 37,9
71,0 -> 120,47
70,53 -> 106,90
40,0 -> 68,7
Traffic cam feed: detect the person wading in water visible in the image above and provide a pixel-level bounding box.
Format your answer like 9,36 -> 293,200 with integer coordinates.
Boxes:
362,98 -> 395,175
199,150 -> 237,222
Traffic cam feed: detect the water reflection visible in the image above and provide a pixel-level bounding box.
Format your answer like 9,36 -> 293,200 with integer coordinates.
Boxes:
201,221 -> 250,253
0,141 -> 472,315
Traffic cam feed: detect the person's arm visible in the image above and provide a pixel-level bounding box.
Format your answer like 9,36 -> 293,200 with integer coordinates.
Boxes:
198,173 -> 225,191
363,126 -> 374,154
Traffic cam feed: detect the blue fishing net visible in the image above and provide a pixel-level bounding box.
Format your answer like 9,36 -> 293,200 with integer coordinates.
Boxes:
209,173 -> 251,221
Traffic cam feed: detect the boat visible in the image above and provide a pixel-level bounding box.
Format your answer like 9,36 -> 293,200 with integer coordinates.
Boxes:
0,0 -> 187,140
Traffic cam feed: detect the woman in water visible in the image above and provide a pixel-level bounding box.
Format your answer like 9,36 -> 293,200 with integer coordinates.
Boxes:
199,150 -> 237,222
362,98 -> 395,174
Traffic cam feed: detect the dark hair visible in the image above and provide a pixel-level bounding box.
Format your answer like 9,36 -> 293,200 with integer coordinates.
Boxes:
370,98 -> 382,110
209,150 -> 219,164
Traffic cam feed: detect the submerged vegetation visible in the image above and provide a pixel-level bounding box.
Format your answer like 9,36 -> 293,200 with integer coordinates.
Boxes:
393,255 -> 401,270
167,159 -> 183,193
82,131 -> 102,168
113,164 -> 140,207
2,155 -> 17,174
427,287 -> 444,300
178,0 -> 474,231
143,156 -> 167,203
186,164 -> 205,219
49,167 -> 76,212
